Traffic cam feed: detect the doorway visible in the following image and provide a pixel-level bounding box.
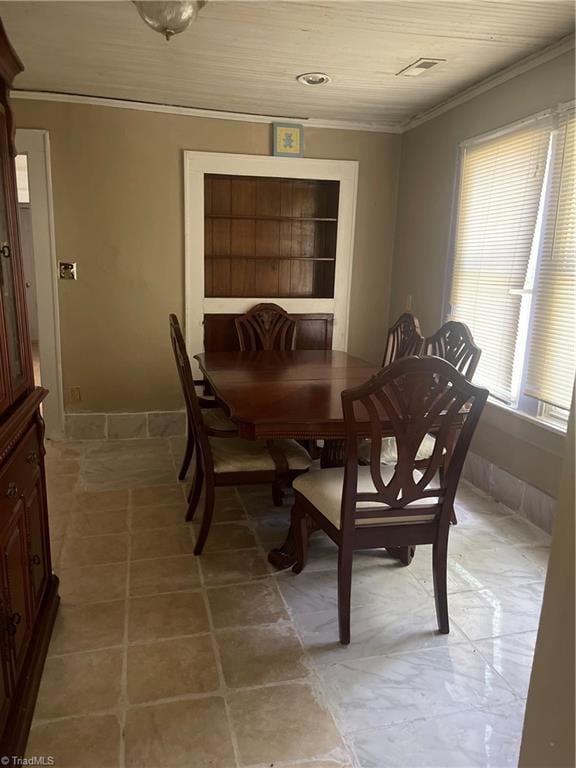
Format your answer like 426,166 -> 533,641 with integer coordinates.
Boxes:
15,129 -> 64,439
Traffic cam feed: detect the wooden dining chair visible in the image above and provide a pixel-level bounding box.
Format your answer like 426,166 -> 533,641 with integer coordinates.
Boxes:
235,303 -> 297,351
169,314 -> 311,554
291,356 -> 488,645
361,320 -> 481,470
382,312 -> 424,367
169,315 -> 235,481
424,320 -> 481,381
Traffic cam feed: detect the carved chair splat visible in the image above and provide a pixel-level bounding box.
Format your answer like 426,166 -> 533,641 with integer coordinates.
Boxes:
382,312 -> 424,367
235,303 -> 297,352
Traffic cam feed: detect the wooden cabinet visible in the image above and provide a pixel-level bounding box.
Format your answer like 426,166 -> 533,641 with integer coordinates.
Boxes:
0,19 -> 59,757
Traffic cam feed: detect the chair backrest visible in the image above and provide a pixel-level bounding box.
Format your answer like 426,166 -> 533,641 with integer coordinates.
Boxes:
340,356 -> 488,529
424,321 -> 481,381
169,314 -> 213,471
235,303 -> 297,351
382,312 -> 424,367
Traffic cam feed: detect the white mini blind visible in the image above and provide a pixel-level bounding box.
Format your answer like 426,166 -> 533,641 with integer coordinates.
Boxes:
525,110 -> 576,411
449,122 -> 551,402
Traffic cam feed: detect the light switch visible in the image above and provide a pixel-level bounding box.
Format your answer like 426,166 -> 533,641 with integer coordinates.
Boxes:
59,262 -> 77,280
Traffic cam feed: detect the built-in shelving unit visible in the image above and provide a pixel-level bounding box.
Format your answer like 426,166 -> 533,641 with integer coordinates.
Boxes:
204,174 -> 340,298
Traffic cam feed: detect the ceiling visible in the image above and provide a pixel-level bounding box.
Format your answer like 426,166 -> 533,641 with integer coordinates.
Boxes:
0,1 -> 574,130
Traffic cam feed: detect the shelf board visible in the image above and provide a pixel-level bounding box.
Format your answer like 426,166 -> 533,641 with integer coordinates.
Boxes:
205,214 -> 338,223
206,255 -> 336,262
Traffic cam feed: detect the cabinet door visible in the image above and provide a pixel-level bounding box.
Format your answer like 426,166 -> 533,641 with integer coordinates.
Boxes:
0,106 -> 31,406
2,502 -> 32,680
0,592 -> 11,734
26,477 -> 49,614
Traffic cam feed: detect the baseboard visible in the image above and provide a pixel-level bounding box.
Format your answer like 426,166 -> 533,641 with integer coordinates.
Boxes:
62,410 -> 186,441
462,452 -> 556,534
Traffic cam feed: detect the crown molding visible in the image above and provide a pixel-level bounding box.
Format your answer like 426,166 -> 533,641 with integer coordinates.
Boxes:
401,34 -> 575,133
9,89 -> 404,134
10,33 -> 574,137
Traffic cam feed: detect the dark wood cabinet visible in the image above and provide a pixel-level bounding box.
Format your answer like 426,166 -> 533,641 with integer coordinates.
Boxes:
0,19 -> 59,756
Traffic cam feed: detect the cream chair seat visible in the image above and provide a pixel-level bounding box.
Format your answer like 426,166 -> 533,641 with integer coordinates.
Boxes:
358,433 -> 436,465
293,465 -> 438,528
201,407 -> 236,432
210,436 -> 312,474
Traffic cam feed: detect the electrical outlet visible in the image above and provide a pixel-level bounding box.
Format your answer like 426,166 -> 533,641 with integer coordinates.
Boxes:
405,294 -> 413,310
69,386 -> 82,403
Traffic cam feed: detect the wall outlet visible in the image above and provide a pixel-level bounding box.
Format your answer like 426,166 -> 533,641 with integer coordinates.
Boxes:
69,386 -> 82,403
405,294 -> 413,310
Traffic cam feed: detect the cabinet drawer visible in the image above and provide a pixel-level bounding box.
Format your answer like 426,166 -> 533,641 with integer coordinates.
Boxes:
0,425 -> 41,520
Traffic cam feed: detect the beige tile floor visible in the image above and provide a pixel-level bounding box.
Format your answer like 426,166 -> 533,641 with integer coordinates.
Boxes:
26,436 -> 551,768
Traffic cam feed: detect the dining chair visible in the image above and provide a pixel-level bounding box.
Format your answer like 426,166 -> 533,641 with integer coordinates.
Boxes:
235,303 -> 297,351
169,315 -> 235,481
424,320 -> 481,381
169,314 -> 311,554
382,312 -> 424,367
360,320 -> 481,469
291,356 -> 488,645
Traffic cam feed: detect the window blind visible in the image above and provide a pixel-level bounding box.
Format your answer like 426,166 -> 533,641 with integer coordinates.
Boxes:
449,122 -> 551,402
525,110 -> 576,411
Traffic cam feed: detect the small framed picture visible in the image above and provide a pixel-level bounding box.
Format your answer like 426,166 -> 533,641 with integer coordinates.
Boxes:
272,123 -> 304,157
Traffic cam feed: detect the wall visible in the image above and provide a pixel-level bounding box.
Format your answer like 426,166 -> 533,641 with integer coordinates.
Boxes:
518,399 -> 574,768
390,50 -> 575,497
13,99 -> 401,413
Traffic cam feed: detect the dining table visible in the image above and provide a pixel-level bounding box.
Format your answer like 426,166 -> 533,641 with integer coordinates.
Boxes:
194,349 -> 411,568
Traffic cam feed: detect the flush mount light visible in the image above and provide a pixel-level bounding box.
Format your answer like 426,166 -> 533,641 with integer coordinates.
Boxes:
297,72 -> 332,86
133,1 -> 206,40
396,58 -> 446,77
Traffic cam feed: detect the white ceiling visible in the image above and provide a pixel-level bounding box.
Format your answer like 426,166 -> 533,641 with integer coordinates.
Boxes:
0,1 -> 574,130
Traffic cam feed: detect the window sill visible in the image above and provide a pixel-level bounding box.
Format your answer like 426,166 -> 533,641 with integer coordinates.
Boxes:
487,396 -> 567,436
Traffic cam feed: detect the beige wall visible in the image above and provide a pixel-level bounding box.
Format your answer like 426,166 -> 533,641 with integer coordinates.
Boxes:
390,50 -> 575,496
519,401 -> 574,768
14,99 -> 401,412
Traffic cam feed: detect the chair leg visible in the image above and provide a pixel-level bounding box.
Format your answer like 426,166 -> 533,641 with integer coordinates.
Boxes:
291,503 -> 309,574
432,535 -> 449,634
194,480 -> 214,555
272,481 -> 284,507
185,458 -> 203,522
337,546 -> 353,645
178,423 -> 194,481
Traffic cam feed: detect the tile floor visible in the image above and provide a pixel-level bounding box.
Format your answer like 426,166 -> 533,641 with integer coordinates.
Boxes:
26,436 -> 551,768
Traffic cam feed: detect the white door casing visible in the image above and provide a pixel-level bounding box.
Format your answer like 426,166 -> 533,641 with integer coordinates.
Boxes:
184,151 -> 358,371
16,129 -> 64,439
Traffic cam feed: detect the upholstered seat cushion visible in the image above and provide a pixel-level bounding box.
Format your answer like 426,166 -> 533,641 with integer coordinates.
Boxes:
292,465 -> 438,529
201,407 -> 236,432
209,436 -> 312,474
358,433 -> 436,465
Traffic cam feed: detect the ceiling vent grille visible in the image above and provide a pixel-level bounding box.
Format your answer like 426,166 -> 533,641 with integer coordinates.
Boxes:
396,58 -> 446,77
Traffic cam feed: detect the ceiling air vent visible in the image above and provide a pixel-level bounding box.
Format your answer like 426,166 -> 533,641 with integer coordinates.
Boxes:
396,58 -> 446,77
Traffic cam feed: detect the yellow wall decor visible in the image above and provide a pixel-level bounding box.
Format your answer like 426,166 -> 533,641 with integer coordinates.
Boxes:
272,122 -> 304,156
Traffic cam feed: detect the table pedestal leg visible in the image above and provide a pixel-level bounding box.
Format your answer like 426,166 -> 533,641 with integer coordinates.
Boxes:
386,545 -> 416,565
268,516 -> 319,570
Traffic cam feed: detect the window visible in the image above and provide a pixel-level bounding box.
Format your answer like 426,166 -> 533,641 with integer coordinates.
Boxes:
448,105 -> 575,427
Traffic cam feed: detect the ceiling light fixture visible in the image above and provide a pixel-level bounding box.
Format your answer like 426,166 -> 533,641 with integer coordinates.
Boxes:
297,72 -> 332,86
396,58 -> 446,77
133,1 -> 206,41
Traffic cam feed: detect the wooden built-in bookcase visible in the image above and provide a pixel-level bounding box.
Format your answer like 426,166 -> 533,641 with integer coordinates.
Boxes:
204,174 -> 339,299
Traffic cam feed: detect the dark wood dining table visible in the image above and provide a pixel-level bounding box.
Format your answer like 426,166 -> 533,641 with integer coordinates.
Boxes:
195,349 -> 391,568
